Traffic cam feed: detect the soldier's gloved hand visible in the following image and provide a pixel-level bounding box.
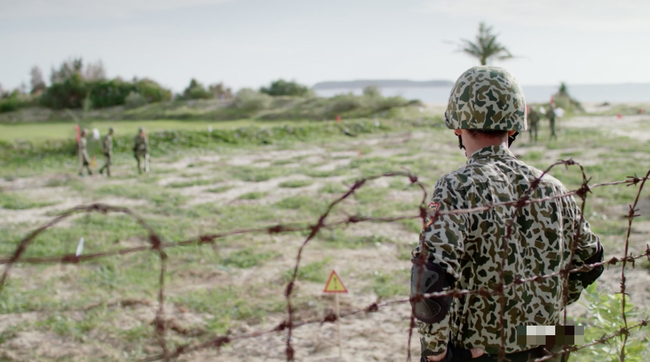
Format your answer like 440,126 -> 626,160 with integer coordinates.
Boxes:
422,343 -> 484,362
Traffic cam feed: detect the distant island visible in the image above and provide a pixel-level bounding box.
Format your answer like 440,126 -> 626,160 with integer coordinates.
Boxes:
312,79 -> 454,89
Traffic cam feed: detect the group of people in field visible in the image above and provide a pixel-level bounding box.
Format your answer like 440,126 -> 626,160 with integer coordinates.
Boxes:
526,102 -> 564,143
77,127 -> 149,177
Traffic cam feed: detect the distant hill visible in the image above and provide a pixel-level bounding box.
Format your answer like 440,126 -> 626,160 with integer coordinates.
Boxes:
312,79 -> 454,90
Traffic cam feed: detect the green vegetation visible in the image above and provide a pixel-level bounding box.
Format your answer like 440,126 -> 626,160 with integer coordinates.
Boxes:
0,192 -> 55,210
369,270 -> 409,299
283,259 -> 331,283
237,191 -> 268,200
260,79 -> 310,97
222,248 -> 277,268
574,283 -> 650,361
278,179 -> 313,188
457,22 -> 513,66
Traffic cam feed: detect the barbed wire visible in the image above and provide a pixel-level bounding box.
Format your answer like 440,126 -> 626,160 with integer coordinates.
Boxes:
1,164 -> 649,362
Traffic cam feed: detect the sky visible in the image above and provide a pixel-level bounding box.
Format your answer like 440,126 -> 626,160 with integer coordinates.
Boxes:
1,0 -> 650,93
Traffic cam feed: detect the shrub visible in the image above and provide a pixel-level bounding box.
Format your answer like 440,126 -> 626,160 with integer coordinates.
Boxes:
363,85 -> 381,97
260,79 -> 310,97
179,79 -> 213,100
41,76 -> 171,110
0,90 -> 36,113
124,92 -> 148,109
329,93 -> 363,113
234,88 -> 271,111
135,79 -> 172,103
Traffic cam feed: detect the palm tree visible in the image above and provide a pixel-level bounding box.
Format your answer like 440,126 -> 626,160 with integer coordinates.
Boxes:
459,23 -> 514,66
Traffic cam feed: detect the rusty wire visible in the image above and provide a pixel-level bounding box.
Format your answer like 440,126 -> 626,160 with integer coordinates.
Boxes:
1,166 -> 649,362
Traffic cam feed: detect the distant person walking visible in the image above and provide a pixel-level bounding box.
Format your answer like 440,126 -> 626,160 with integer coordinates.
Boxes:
133,127 -> 149,174
99,127 -> 114,177
527,105 -> 539,143
546,103 -> 557,141
78,128 -> 93,176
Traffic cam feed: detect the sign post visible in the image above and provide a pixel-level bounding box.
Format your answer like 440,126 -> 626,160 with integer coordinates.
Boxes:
323,270 -> 348,358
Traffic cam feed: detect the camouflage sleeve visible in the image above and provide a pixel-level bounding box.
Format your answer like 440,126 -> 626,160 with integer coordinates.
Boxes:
564,195 -> 604,304
412,177 -> 468,354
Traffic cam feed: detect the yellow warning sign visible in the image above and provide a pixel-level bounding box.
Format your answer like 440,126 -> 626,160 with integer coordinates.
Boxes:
323,270 -> 348,293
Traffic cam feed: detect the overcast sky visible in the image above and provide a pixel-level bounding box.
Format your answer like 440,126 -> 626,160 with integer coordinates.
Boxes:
1,0 -> 649,92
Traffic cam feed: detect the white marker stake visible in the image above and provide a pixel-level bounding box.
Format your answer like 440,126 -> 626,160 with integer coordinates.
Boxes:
76,237 -> 84,257
335,293 -> 342,358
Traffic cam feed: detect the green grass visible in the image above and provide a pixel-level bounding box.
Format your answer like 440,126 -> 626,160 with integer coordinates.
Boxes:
228,166 -> 289,182
237,191 -> 268,200
94,184 -> 187,209
206,185 -> 234,193
222,248 -> 278,268
0,119 -> 311,144
278,179 -> 313,188
0,192 -> 56,210
282,258 -> 331,283
167,177 -> 222,188
368,270 -> 409,299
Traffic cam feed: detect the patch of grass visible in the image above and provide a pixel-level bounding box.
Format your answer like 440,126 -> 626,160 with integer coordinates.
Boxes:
206,185 -> 234,193
283,258 -> 331,283
94,184 -> 187,208
320,182 -> 347,194
167,177 -> 222,188
170,285 -> 274,334
222,248 -> 277,268
279,179 -> 313,188
369,270 -> 409,298
271,158 -> 295,166
355,186 -> 390,204
302,167 -> 349,178
229,166 -> 287,182
275,195 -> 326,216
559,151 -> 584,158
0,192 -> 55,210
237,191 -> 268,200
522,151 -> 543,161
319,230 -> 393,249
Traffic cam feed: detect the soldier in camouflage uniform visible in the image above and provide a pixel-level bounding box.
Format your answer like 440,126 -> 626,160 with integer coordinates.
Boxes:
99,127 -> 114,177
133,127 -> 148,174
526,105 -> 539,143
545,104 -> 557,141
410,66 -> 604,362
77,128 -> 93,176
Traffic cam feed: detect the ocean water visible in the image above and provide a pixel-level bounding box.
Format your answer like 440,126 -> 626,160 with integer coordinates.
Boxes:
314,84 -> 650,104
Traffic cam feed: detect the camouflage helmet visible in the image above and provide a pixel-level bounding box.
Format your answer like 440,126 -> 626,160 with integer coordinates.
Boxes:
446,66 -> 527,131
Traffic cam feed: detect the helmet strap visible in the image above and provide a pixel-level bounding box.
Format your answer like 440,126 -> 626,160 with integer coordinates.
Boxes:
457,134 -> 465,150
508,132 -> 519,147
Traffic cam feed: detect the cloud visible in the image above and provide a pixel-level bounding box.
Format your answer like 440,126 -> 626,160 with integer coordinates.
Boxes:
0,0 -> 233,19
422,0 -> 650,32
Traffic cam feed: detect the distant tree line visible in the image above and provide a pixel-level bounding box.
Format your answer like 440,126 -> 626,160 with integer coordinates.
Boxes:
0,57 -> 313,114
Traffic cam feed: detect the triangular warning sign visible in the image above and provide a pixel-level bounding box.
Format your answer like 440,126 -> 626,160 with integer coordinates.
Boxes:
323,270 -> 348,293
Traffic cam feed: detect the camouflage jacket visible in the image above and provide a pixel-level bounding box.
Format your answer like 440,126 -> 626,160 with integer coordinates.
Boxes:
412,145 -> 602,355
78,137 -> 90,164
133,135 -> 148,155
102,134 -> 113,155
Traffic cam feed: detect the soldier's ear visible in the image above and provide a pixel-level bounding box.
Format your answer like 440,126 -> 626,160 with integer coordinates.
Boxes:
507,131 -> 517,136
453,130 -> 462,136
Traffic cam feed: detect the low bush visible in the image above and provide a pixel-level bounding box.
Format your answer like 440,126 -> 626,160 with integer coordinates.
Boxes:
234,89 -> 272,111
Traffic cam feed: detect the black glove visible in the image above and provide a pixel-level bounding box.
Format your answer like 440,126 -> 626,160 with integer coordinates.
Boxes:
421,340 -> 473,362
